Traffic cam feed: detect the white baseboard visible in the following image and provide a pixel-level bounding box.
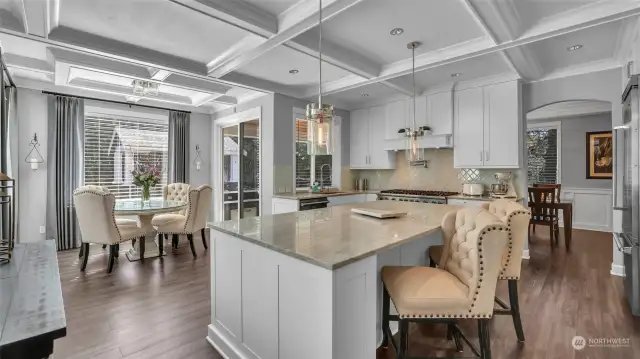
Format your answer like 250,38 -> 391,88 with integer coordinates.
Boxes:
522,249 -> 530,260
610,263 -> 625,277
559,223 -> 612,232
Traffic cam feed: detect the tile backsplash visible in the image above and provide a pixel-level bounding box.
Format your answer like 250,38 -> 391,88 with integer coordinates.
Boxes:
350,149 -> 521,194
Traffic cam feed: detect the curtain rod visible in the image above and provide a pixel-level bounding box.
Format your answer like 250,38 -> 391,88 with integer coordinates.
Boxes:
41,91 -> 191,114
0,54 -> 16,88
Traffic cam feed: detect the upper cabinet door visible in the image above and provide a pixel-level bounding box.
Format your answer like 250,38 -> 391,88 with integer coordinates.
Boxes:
384,100 -> 406,140
368,105 -> 395,169
483,81 -> 520,168
350,109 -> 369,168
426,91 -> 453,135
404,97 -> 428,128
454,87 -> 485,168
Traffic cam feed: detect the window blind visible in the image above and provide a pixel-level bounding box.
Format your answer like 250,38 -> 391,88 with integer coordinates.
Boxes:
84,115 -> 169,199
527,128 -> 558,184
295,119 -> 332,188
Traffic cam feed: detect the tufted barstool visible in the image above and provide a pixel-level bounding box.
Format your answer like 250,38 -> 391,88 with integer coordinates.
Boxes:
73,186 -> 147,273
152,185 -> 212,258
428,199 -> 530,342
381,208 -> 510,359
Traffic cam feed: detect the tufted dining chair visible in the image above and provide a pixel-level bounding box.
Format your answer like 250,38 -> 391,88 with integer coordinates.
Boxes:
152,185 -> 212,258
381,208 -> 510,359
73,186 -> 147,273
163,183 -> 191,215
428,199 -> 530,342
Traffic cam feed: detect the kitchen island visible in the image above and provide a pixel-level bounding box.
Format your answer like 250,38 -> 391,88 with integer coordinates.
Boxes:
207,201 -> 460,359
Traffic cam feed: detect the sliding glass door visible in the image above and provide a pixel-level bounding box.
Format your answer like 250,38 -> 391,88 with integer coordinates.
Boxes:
221,119 -> 260,221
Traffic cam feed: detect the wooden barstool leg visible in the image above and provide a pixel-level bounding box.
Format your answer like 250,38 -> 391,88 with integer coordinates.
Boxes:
158,233 -> 164,257
201,228 -> 208,250
399,319 -> 409,359
381,286 -> 390,347
107,244 -> 116,273
187,234 -> 197,258
139,236 -> 145,259
478,319 -> 492,359
508,280 -> 525,342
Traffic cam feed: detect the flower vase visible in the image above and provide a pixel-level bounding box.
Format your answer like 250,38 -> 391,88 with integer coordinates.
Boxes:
141,185 -> 151,203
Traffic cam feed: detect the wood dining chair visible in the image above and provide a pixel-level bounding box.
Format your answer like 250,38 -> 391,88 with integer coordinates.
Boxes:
528,187 -> 560,247
531,184 -> 561,235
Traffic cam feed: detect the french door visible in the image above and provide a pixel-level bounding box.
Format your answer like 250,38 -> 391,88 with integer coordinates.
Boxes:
220,118 -> 260,221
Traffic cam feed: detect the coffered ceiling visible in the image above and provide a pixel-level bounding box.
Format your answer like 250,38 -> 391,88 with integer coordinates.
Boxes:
0,0 -> 638,113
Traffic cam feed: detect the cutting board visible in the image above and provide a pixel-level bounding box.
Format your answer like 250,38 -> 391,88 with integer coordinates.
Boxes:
351,207 -> 407,219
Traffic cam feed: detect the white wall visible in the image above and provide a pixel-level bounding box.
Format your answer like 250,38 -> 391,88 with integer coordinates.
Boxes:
17,88 -> 47,243
190,112 -> 212,186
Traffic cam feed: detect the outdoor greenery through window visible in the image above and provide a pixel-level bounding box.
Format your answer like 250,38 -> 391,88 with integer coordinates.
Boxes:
295,119 -> 332,189
527,127 -> 558,184
84,115 -> 169,199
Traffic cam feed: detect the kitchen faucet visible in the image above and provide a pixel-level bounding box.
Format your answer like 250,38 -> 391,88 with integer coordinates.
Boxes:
319,164 -> 331,190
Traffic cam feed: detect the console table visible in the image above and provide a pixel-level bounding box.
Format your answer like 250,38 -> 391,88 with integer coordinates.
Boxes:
0,241 -> 66,359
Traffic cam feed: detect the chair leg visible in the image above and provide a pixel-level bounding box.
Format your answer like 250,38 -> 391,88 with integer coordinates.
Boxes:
107,245 -> 116,273
428,253 -> 436,268
158,234 -> 164,257
139,236 -> 145,259
80,243 -> 89,271
172,234 -> 178,249
478,319 -> 492,359
115,243 -> 119,258
398,319 -> 409,359
132,238 -> 136,247
201,228 -> 208,250
78,243 -> 84,258
187,234 -> 197,258
508,280 -> 525,342
381,286 -> 390,348
452,325 -> 463,352
532,224 -> 536,233
102,244 -> 107,249
554,224 -> 560,247
447,324 -> 454,340
549,225 -> 554,249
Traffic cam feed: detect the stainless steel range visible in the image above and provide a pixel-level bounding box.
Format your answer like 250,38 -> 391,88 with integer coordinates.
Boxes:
377,189 -> 459,204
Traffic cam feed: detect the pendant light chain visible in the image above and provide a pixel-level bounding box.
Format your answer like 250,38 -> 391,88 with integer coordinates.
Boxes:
412,43 -> 416,129
318,0 -> 322,112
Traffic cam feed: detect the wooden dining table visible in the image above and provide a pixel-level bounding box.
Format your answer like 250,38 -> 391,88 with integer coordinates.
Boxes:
527,201 -> 574,251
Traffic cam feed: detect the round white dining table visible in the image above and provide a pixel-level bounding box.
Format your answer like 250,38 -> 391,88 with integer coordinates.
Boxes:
114,198 -> 187,261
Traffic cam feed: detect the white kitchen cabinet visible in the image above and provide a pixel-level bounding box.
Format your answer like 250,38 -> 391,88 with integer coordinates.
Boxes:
350,108 -> 395,169
272,198 -> 299,214
384,100 -> 405,140
454,80 -> 521,168
454,87 -> 485,167
427,91 -> 453,135
483,81 -> 520,168
350,109 -> 369,168
328,194 -> 366,207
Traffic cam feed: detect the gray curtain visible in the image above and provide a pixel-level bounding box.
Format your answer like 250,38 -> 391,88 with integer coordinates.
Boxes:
168,111 -> 190,183
46,95 -> 84,251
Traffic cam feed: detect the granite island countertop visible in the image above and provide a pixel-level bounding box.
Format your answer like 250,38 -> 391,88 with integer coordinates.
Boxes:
272,190 -> 380,200
208,201 -> 461,269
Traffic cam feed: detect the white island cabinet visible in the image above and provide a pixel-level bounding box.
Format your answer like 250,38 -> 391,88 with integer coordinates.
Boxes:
207,201 -> 458,359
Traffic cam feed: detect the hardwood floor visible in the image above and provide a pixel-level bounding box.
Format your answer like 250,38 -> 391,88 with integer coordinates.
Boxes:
54,229 -> 640,359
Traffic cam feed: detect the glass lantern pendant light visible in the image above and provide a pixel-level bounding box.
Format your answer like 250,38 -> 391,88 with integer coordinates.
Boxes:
305,0 -> 333,155
399,41 -> 429,166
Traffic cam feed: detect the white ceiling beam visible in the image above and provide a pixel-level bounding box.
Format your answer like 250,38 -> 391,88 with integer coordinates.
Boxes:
203,0 -> 367,78
169,0 -> 277,38
532,59 -> 622,83
314,1 -> 640,96
47,0 -> 59,36
21,0 -> 51,37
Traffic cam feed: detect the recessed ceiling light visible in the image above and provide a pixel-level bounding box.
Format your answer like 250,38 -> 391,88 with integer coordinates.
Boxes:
361,93 -> 369,97
567,44 -> 583,51
289,69 -> 299,74
390,28 -> 404,36
451,73 -> 461,77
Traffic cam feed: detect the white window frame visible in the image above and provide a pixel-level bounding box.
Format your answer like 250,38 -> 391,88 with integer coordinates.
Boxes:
293,108 -> 335,190
526,121 -> 562,184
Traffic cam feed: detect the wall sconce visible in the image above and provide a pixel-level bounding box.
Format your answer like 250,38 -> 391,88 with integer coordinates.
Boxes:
24,133 -> 44,171
193,144 -> 203,171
